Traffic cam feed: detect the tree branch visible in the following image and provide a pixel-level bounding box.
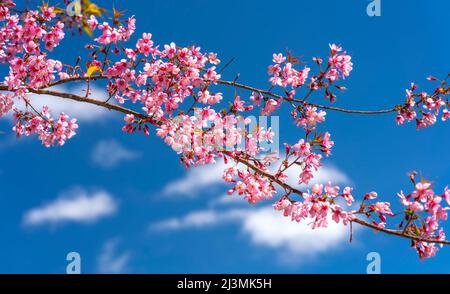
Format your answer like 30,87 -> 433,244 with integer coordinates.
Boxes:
28,76 -> 401,115
1,84 -> 448,245
0,85 -> 147,120
216,80 -> 400,114
224,151 -> 450,245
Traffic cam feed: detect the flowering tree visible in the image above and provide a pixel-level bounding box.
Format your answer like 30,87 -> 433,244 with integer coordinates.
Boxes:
1,0 -> 449,260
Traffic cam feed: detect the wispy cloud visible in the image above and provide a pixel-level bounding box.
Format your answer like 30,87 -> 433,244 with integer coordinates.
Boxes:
91,139 -> 140,169
23,188 -> 117,227
151,207 -> 353,260
97,238 -> 131,274
155,154 -> 354,261
240,207 -> 351,260
152,208 -> 247,230
210,193 -> 248,207
162,161 -> 228,197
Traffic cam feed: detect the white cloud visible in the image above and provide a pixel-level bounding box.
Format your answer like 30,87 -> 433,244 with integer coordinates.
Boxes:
152,208 -> 247,230
153,157 -> 353,261
210,193 -> 247,206
241,207 -> 350,257
151,207 -> 352,260
97,239 -> 131,274
5,84 -> 112,122
162,161 -> 228,197
23,188 -> 117,226
154,149 -> 353,263
91,139 -> 140,169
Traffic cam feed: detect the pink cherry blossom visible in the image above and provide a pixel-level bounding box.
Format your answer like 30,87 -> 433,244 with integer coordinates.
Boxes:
327,44 -> 353,81
364,192 -> 378,200
272,53 -> 286,64
444,187 -> 450,205
342,187 -> 354,205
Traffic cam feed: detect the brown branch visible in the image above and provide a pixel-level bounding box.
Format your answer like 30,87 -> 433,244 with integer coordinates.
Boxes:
2,84 -> 448,246
0,85 -> 146,120
352,218 -> 450,245
34,76 -> 401,115
223,150 -> 304,196
225,151 -> 450,245
306,103 -> 398,114
46,75 -> 108,88
217,80 -> 399,114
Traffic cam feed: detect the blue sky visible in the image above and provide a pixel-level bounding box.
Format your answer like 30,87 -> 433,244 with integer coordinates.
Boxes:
0,0 -> 449,273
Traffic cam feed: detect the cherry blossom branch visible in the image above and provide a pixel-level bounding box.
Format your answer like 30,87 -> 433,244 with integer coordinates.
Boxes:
1,0 -> 448,261
224,151 -> 450,245
5,79 -> 449,245
46,75 -> 108,88
3,77 -> 450,247
217,80 -> 400,114
351,218 -> 450,245
0,85 -> 147,120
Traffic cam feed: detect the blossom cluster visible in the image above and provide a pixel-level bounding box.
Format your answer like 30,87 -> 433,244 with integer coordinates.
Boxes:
223,164 -> 276,204
273,182 -> 356,229
99,31 -> 222,121
396,79 -> 449,128
6,55 -> 63,90
1,5 -> 64,68
91,16 -> 135,45
78,16 -> 278,166
155,109 -> 274,167
268,53 -> 310,88
397,181 -> 449,259
0,2 -> 77,145
264,44 -> 353,114
294,105 -> 327,129
13,106 -> 78,147
249,91 -> 282,116
280,105 -> 334,184
326,44 -> 353,82
0,92 -> 14,116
